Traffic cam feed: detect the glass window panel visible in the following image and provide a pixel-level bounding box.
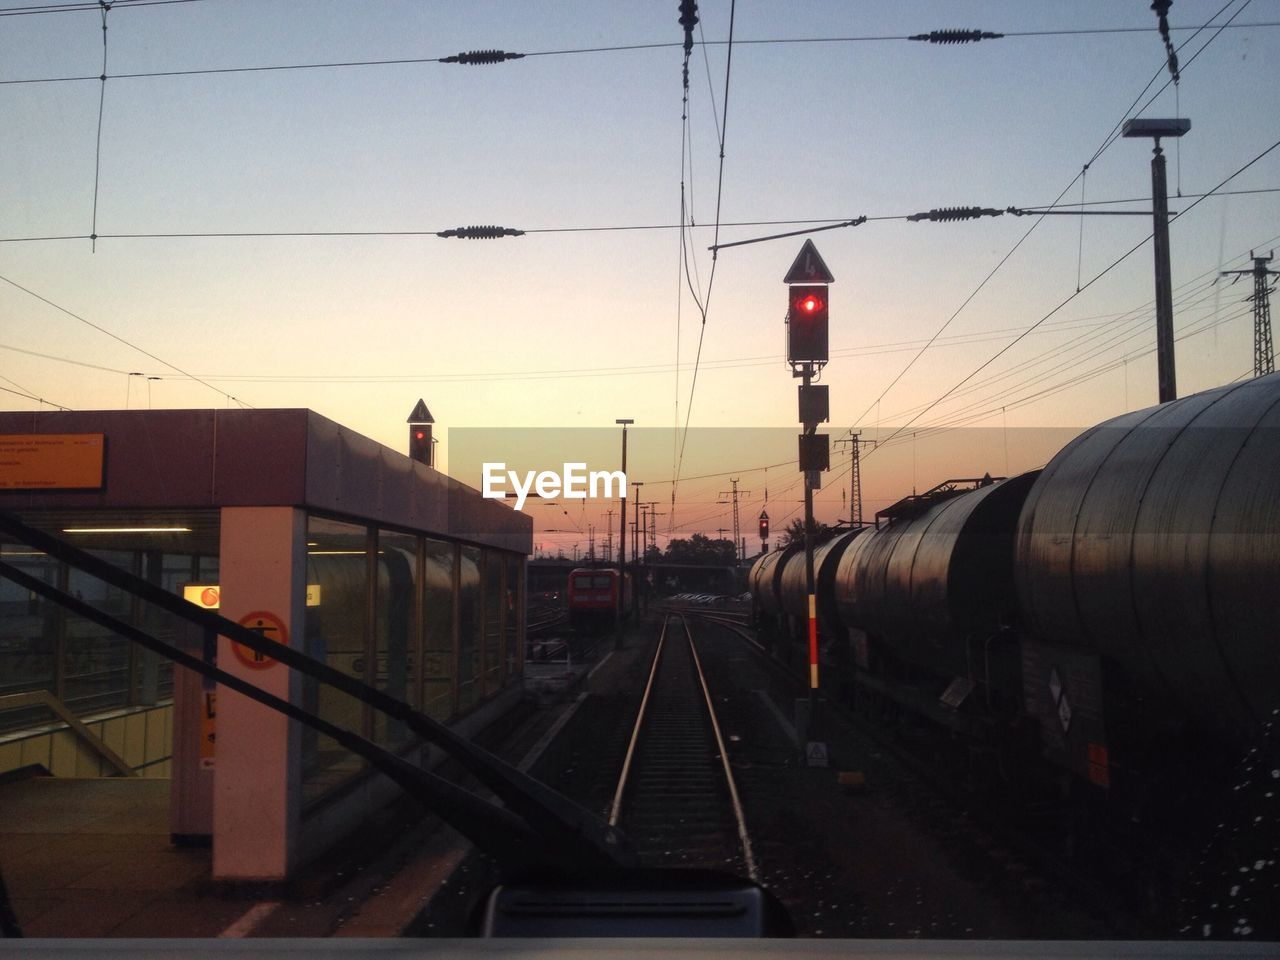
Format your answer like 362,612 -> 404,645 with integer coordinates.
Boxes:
457,546 -> 482,714
63,550 -> 135,714
505,555 -> 522,683
422,539 -> 456,722
375,530 -> 417,750
303,516 -> 370,807
0,547 -> 60,734
482,551 -> 503,697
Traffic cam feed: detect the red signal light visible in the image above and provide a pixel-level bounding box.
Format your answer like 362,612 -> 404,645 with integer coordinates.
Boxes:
788,284 -> 829,363
409,425 -> 432,465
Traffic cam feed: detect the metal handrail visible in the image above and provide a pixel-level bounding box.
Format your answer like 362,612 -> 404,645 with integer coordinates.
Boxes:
0,690 -> 136,778
0,509 -> 637,877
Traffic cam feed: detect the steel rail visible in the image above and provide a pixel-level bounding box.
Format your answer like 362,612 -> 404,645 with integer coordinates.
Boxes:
607,615 -> 669,827
678,614 -> 759,882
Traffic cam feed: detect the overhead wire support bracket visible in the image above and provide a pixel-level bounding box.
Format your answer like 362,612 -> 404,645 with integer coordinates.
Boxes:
708,216 -> 866,253
436,225 -> 525,239
439,49 -> 524,65
1149,0 -> 1180,84
906,207 -> 1003,222
908,29 -> 1004,44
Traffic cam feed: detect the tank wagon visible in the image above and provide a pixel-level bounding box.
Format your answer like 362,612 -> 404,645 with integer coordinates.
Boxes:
751,373 -> 1280,791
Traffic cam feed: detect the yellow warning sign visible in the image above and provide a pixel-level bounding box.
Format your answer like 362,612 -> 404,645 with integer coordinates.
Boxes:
184,584 -> 320,609
231,611 -> 288,669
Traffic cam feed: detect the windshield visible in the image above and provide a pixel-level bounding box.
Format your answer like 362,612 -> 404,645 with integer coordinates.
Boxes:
1,0 -> 1278,948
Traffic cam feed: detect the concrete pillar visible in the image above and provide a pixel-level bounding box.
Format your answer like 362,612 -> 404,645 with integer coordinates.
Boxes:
212,507 -> 306,881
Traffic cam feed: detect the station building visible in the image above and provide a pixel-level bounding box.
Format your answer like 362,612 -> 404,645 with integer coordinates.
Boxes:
0,409 -> 531,881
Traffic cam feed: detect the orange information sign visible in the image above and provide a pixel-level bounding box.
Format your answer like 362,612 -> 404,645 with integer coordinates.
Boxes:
231,610 -> 288,669
0,434 -> 105,490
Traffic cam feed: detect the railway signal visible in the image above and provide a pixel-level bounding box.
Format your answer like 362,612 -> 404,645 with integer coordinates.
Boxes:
787,285 -> 829,363
783,241 -> 836,763
407,399 -> 434,466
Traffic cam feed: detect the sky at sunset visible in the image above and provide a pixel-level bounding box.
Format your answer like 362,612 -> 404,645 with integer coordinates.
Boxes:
2,1 -> 1278,555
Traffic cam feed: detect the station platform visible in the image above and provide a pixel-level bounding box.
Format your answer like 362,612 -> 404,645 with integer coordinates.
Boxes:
0,623 -> 633,939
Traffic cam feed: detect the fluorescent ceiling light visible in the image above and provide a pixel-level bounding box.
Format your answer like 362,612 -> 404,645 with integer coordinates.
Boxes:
63,527 -> 192,534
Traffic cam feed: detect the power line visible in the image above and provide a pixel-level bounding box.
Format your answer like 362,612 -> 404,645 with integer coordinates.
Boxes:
0,271 -> 253,408
868,135 -> 1280,452
850,0 -> 1250,431
672,0 -> 736,530
0,0 -> 208,16
0,380 -> 70,409
4,187 -> 1278,246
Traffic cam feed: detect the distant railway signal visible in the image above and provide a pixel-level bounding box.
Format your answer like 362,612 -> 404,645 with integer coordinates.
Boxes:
409,427 -> 431,465
407,398 -> 435,466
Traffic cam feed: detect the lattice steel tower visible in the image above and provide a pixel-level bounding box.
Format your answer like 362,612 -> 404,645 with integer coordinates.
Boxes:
718,479 -> 750,561
1222,251 -> 1277,377
834,431 -> 876,526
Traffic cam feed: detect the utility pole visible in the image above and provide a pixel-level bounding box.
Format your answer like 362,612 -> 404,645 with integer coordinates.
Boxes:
717,479 -> 751,562
615,419 -> 633,627
1222,251 -> 1277,377
833,430 -> 877,526
604,509 -> 614,567
1123,117 -> 1190,403
628,480 -> 644,616
637,504 -> 649,563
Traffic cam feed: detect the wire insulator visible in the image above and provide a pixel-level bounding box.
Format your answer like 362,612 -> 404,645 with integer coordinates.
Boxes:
907,207 -> 1003,222
436,226 -> 525,239
908,29 -> 1003,44
440,50 -> 525,65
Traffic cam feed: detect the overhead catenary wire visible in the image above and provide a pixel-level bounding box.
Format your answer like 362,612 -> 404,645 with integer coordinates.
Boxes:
89,0 -> 108,250
0,0 -> 207,16
0,271 -> 252,409
0,312 -> 1176,387
0,380 -> 70,409
849,0 -> 1252,433
5,16 -> 1280,75
768,238 -> 1274,529
673,0 -> 736,530
874,251 -> 1262,425
866,136 -> 1280,454
4,188 -> 1279,246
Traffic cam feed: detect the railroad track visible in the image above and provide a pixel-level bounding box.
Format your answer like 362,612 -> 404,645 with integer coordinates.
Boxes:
608,613 -> 757,880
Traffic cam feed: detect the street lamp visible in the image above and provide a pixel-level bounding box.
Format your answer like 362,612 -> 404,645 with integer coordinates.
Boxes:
1122,116 -> 1190,404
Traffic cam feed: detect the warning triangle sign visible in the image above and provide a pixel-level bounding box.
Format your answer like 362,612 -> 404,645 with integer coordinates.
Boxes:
406,399 -> 434,424
783,239 -> 835,284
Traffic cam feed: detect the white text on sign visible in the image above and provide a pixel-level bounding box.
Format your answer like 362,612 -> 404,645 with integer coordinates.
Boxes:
482,462 -> 627,511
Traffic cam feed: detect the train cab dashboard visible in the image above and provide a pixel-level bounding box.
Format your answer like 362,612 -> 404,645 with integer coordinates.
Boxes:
4,938 -> 1276,959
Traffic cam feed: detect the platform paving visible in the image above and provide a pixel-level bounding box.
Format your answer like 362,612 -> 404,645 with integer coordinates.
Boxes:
0,624 -> 629,939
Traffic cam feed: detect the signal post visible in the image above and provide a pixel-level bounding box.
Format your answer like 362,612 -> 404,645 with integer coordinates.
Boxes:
784,240 -> 833,765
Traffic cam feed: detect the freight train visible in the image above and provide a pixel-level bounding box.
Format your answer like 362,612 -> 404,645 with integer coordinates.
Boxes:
751,373 -> 1280,795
